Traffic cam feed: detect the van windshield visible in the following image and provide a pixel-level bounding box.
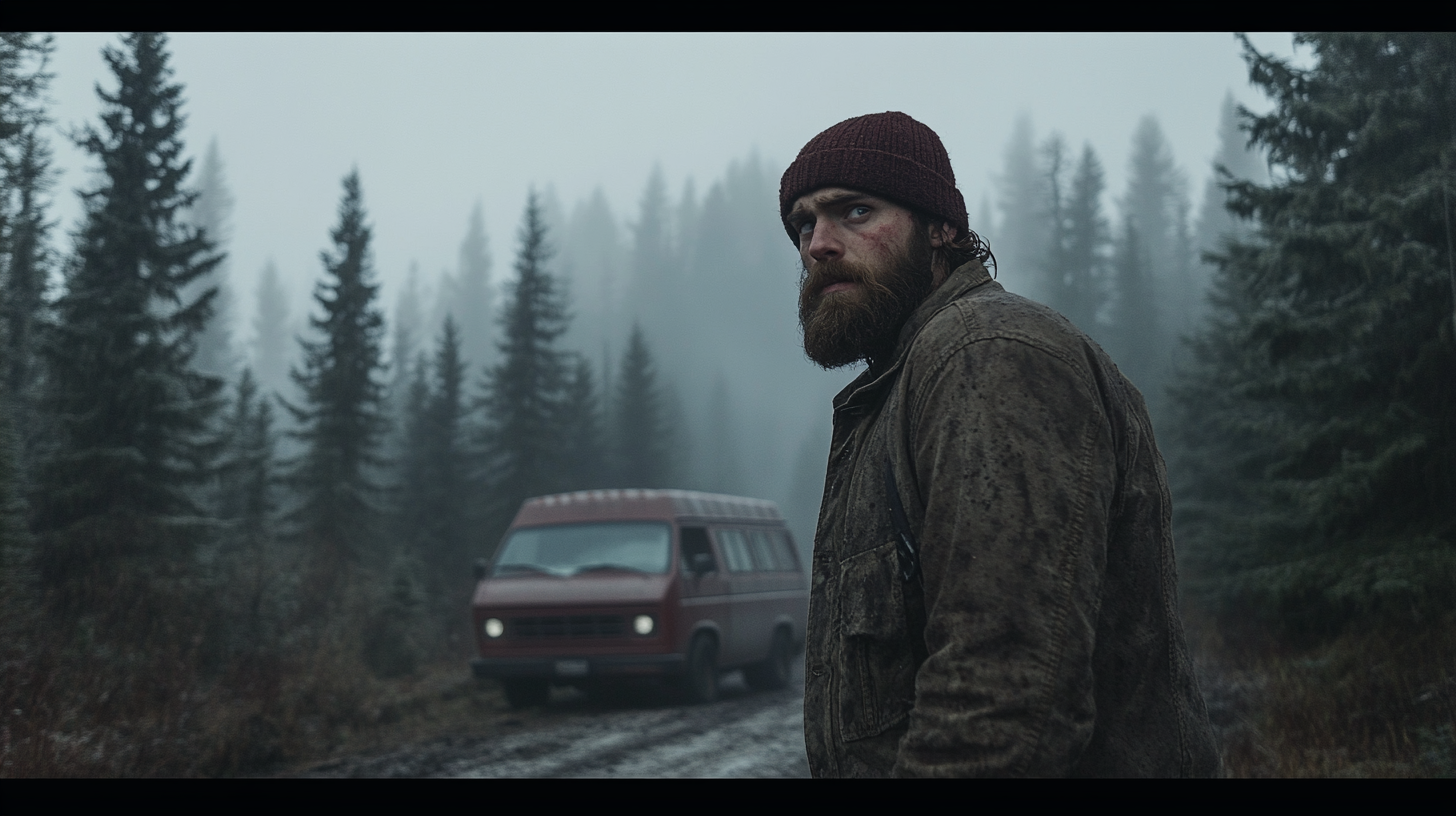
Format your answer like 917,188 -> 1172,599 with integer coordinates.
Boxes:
492,522 -> 672,578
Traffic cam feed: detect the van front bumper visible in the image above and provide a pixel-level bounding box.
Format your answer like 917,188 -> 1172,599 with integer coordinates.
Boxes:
472,653 -> 686,680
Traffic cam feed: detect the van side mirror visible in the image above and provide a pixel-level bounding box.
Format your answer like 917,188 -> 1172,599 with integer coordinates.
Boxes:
691,552 -> 715,576
474,558 -> 489,581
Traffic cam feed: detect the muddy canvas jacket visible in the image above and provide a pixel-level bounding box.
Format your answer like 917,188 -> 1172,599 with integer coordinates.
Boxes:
803,261 -> 1220,777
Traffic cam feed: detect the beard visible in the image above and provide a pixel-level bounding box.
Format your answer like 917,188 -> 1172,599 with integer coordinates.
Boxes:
798,234 -> 934,370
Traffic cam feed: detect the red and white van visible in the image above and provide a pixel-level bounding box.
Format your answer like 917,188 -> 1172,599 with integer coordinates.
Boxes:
471,489 -> 808,708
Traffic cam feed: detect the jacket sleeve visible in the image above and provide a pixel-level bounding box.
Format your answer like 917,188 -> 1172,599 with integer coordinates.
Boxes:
890,331 -> 1117,777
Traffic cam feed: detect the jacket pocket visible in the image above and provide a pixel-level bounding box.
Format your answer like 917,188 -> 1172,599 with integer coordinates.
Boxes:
837,539 -> 918,742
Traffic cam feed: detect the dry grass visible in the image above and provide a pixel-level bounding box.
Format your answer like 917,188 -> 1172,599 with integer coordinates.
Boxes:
1189,609 -> 1456,777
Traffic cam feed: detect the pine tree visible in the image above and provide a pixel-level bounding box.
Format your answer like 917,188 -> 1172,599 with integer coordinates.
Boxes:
559,186 -> 626,365
477,190 -> 571,531
0,32 -> 53,641
626,164 -> 677,346
217,367 -> 274,534
400,316 -> 470,587
702,372 -> 746,495
443,200 -> 494,374
1108,214 -> 1159,395
185,138 -> 236,379
2,112 -> 55,466
995,114 -> 1044,295
613,322 -> 671,488
1191,92 -> 1269,325
250,259 -> 291,399
33,33 -> 224,549
285,170 -> 389,560
387,263 -> 425,454
1061,143 -> 1111,338
1109,115 -> 1193,419
214,367 -> 276,645
1174,33 -> 1456,634
1,33 -> 54,471
558,354 -> 606,492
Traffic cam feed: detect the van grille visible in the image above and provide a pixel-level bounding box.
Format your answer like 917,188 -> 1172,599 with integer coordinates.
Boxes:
511,615 -> 626,639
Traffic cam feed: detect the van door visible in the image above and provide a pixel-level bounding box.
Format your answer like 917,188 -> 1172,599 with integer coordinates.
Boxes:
677,525 -> 731,656
713,527 -> 766,666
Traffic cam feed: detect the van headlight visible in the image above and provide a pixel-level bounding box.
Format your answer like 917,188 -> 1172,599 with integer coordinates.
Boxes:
632,614 -> 655,636
484,618 -> 504,638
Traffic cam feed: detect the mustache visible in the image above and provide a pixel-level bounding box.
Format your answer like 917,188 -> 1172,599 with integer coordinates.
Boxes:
800,258 -> 896,304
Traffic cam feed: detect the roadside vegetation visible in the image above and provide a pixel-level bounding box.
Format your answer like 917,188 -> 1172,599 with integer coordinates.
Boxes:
1,33 -> 1451,776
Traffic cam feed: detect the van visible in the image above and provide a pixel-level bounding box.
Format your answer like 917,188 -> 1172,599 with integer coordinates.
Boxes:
471,489 -> 808,708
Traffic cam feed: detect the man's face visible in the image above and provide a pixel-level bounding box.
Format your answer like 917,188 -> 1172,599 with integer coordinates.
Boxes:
788,188 -> 933,369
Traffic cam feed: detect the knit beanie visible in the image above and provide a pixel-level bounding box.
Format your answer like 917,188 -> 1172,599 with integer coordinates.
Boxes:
779,111 -> 968,244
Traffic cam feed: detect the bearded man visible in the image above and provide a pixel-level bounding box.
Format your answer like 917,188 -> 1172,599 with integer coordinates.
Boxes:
784,112 -> 1220,777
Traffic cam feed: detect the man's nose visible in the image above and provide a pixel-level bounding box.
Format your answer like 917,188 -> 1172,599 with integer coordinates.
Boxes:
806,222 -> 842,263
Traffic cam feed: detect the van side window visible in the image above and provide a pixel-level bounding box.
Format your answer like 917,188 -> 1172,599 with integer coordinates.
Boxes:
715,529 -> 754,573
769,529 -> 801,572
680,526 -> 716,575
746,529 -> 781,571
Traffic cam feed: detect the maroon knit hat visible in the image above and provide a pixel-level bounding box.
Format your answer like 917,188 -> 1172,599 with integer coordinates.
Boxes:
779,111 -> 968,244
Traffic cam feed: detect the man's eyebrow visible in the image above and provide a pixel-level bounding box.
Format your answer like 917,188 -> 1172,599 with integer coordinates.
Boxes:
791,192 -> 871,218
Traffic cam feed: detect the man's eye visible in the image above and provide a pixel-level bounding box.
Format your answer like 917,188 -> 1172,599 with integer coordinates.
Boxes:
797,221 -> 814,235
849,206 -> 870,218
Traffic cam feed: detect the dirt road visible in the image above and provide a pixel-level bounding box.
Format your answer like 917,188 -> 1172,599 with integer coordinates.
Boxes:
296,662 -> 811,778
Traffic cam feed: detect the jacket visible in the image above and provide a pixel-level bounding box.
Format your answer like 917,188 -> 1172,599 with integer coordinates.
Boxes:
803,260 -> 1221,777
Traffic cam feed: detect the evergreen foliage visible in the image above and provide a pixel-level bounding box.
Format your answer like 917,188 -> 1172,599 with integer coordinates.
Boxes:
1174,33 -> 1456,636
1193,92 -> 1268,314
1035,136 -> 1111,338
1,35 -> 56,472
33,33 -> 224,543
285,170 -> 389,559
995,114 -> 1042,296
445,200 -> 494,373
185,138 -> 236,379
559,354 -> 607,491
613,322 -> 672,488
399,317 -> 471,586
250,259 -> 291,399
1108,115 -> 1193,418
216,368 -> 274,536
477,190 -> 571,529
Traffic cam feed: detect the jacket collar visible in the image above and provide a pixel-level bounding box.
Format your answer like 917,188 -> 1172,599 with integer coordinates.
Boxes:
832,260 -> 994,415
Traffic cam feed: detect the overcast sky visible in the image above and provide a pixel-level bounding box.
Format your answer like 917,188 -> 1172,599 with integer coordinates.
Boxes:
41,33 -> 1302,332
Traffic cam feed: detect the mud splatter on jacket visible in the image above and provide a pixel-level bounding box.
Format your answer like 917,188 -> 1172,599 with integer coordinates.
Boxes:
803,261 -> 1220,777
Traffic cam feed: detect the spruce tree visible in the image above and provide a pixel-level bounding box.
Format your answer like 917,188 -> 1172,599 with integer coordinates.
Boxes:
1109,115 -> 1193,419
559,187 -> 626,366
1174,33 -> 1456,634
0,32 -> 53,639
2,113 -> 55,466
33,33 -> 224,551
400,316 -> 470,588
613,322 -> 671,488
558,354 -> 606,491
477,190 -> 570,531
285,170 -> 388,560
1,33 -> 54,471
214,367 -> 276,645
443,200 -> 494,374
185,138 -> 236,379
1036,132 -> 1071,312
250,259 -> 291,400
1061,143 -> 1111,340
995,114 -> 1044,295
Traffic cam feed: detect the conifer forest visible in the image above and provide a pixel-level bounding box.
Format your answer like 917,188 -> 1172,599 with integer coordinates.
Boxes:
1,33 -> 1452,776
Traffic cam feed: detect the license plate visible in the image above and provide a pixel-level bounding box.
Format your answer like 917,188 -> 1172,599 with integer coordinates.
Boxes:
554,659 -> 589,677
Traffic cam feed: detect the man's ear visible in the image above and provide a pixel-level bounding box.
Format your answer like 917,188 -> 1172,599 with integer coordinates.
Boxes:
928,221 -> 955,247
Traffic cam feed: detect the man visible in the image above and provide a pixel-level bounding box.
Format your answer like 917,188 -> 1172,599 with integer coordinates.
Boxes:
784,111 -> 1220,777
